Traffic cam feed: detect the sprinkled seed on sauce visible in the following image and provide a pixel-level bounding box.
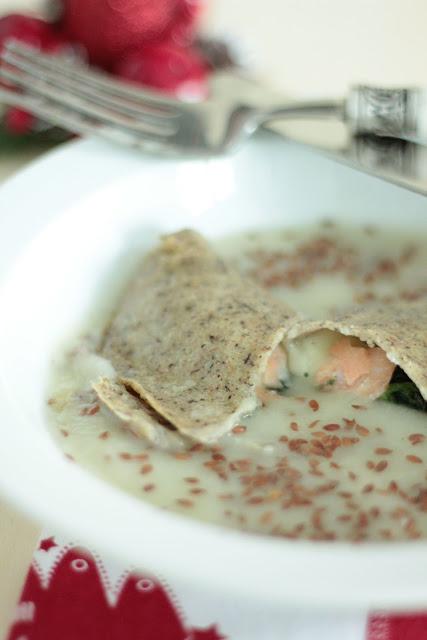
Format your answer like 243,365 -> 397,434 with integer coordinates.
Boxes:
343,418 -> 356,428
232,425 -> 247,434
176,499 -> 194,507
362,484 -> 374,493
356,425 -> 370,437
140,464 -> 153,475
174,452 -> 191,460
323,423 -> 340,431
342,437 -> 359,446
48,223 -> 427,544
189,443 -> 203,452
375,461 -> 388,472
80,404 -> 100,416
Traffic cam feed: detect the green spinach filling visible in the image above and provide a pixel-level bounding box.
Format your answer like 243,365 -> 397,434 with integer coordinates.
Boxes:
380,367 -> 427,412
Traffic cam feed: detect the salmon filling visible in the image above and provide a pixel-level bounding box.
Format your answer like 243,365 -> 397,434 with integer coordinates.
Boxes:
286,330 -> 397,400
263,345 -> 289,391
315,336 -> 395,399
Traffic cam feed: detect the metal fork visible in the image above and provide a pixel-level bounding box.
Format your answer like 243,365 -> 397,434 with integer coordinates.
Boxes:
0,40 -> 425,155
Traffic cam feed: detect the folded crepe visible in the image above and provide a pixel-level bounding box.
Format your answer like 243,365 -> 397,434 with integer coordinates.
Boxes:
286,301 -> 427,407
94,230 -> 296,445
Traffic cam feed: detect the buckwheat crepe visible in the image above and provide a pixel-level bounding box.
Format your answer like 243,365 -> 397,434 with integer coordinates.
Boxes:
94,230 -> 296,445
287,300 -> 427,401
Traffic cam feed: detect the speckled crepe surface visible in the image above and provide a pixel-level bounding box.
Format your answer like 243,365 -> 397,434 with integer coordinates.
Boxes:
95,230 -> 296,442
288,301 -> 427,398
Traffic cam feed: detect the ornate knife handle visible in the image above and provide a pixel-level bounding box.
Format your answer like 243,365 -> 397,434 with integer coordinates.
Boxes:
346,85 -> 427,143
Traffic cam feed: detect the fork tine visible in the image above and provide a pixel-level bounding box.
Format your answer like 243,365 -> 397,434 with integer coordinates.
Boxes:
0,64 -> 177,138
2,45 -> 181,123
0,86 -> 167,149
5,40 -> 181,112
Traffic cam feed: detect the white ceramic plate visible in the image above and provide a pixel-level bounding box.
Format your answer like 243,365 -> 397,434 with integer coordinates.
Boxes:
0,132 -> 426,612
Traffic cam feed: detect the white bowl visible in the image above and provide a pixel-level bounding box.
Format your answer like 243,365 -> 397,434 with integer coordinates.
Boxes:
0,131 -> 426,614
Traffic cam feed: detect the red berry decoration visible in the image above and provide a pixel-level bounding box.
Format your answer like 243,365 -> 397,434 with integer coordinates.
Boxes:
60,0 -> 181,68
0,13 -> 67,54
162,0 -> 202,47
1,2 -> 211,136
0,14 -> 73,134
3,108 -> 36,134
113,42 -> 208,98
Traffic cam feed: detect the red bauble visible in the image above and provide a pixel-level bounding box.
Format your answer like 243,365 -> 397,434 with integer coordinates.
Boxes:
60,0 -> 181,67
113,42 -> 208,98
0,14 -> 71,134
0,13 -> 67,54
3,108 -> 35,134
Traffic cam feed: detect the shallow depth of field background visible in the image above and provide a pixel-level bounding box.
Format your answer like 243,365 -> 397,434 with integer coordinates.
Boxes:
0,0 -> 426,98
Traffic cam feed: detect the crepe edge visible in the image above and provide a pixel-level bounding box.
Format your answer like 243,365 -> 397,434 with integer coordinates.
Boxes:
93,378 -> 186,450
286,315 -> 427,401
94,326 -> 288,445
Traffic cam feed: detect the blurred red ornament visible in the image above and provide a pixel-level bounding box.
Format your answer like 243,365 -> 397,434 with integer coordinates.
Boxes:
0,14 -> 72,134
0,13 -> 67,54
1,1 -> 216,137
114,42 -> 208,98
60,0 -> 198,68
3,107 -> 36,134
162,0 -> 202,47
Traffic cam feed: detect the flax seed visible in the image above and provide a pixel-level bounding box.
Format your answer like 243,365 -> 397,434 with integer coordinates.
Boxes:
177,499 -> 194,507
309,399 -> 319,412
140,464 -> 153,475
362,483 -> 374,493
232,425 -> 247,434
356,425 -> 370,436
323,423 -> 340,431
375,461 -> 388,472
174,452 -> 191,460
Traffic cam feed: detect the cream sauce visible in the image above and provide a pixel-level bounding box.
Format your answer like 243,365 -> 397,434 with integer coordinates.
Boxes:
47,222 -> 427,542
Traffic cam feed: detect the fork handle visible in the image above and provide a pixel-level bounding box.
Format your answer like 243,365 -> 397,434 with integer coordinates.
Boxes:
256,99 -> 345,125
258,87 -> 427,145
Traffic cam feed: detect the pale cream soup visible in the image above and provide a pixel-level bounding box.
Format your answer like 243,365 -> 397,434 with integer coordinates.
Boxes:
47,222 -> 427,542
